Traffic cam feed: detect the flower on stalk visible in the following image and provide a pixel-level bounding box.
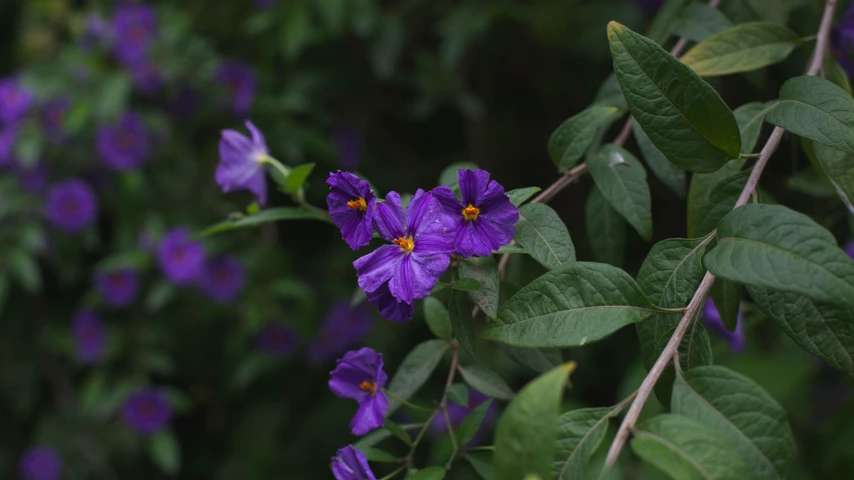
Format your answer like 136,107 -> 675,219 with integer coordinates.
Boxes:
217,121 -> 269,205
19,446 -> 62,480
331,445 -> 376,480
216,61 -> 256,116
111,3 -> 157,65
44,179 -> 98,233
0,78 -> 32,124
94,269 -> 139,307
354,190 -> 454,304
72,309 -> 106,364
329,347 -> 388,435
326,171 -> 376,251
256,322 -> 299,356
432,169 -> 519,258
157,228 -> 206,285
366,281 -> 414,322
702,298 -> 745,353
121,389 -> 173,435
198,255 -> 246,303
97,112 -> 151,171
308,300 -> 373,365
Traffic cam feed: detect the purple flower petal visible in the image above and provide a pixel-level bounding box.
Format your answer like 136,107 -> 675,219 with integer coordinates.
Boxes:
121,389 -> 173,435
366,281 -> 414,322
354,244 -> 403,294
329,347 -> 388,436
19,446 -> 62,480
331,445 -> 377,480
44,179 -> 98,233
96,112 -> 151,171
351,392 -> 388,435
327,171 -> 376,250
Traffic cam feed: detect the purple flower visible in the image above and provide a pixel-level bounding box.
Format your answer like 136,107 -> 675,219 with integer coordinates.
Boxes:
329,347 -> 388,435
97,112 -> 151,171
198,256 -> 245,303
44,179 -> 98,233
41,97 -> 69,140
832,4 -> 854,76
157,228 -> 206,285
121,389 -> 173,435
432,169 -> 519,258
431,390 -> 498,445
14,162 -> 49,193
128,60 -> 163,94
844,240 -> 854,260
308,300 -> 373,365
333,127 -> 362,170
702,298 -> 745,353
327,171 -> 376,251
111,3 -> 157,65
354,190 -> 454,304
95,269 -> 139,307
72,309 -> 106,364
331,445 -> 376,480
366,281 -> 414,322
256,322 -> 299,356
0,124 -> 18,166
217,121 -> 269,205
216,61 -> 256,116
19,446 -> 62,480
79,12 -> 110,50
0,78 -> 32,124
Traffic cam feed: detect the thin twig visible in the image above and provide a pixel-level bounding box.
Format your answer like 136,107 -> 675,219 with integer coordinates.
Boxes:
603,0 -> 839,467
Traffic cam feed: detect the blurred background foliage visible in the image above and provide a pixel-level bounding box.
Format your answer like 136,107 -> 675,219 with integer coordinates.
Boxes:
0,0 -> 853,478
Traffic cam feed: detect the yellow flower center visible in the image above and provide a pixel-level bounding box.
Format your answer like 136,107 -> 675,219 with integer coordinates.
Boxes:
393,236 -> 415,253
347,197 -> 367,212
359,380 -> 377,395
462,204 -> 480,221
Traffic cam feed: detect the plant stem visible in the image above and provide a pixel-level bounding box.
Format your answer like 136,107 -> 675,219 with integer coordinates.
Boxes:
378,464 -> 407,480
263,156 -> 329,216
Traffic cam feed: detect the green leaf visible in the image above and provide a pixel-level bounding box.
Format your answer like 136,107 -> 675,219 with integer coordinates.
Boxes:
148,430 -> 180,475
747,285 -> 854,377
587,144 -> 653,241
672,3 -> 734,42
679,22 -> 802,77
632,121 -> 686,198
145,281 -> 176,312
407,466 -> 446,480
457,399 -> 494,445
199,207 -> 330,236
811,143 -> 854,214
608,21 -> 741,172
646,0 -> 691,46
672,366 -> 796,478
507,187 -> 541,207
693,168 -> 750,238
637,235 -> 714,308
358,446 -> 398,463
384,419 -> 412,446
552,401 -> 630,480
7,250 -> 41,293
766,76 -> 854,156
97,73 -> 132,121
686,158 -> 745,238
710,279 -> 740,332
824,54 -> 853,95
631,414 -> 752,479
386,340 -> 450,415
513,204 -> 576,270
424,297 -> 453,340
585,186 -> 626,267
734,101 -> 776,154
447,383 -> 469,406
496,244 -> 529,255
458,364 -> 515,400
283,162 -> 315,193
354,428 -> 393,450
449,290 -> 477,356
465,453 -> 495,480
593,73 -> 628,111
483,262 -> 657,348
494,363 -> 575,480
498,344 -> 563,374
703,204 -> 854,308
452,278 -> 485,292
0,276 -> 8,317
439,162 -> 479,186
459,257 -> 500,318
548,106 -> 621,172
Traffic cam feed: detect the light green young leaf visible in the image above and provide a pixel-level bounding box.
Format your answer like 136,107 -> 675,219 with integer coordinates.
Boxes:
632,121 -> 686,198
672,366 -> 796,478
552,401 -> 630,480
766,76 -> 854,155
423,297 -> 453,340
631,414 -> 752,479
507,187 -> 541,207
458,364 -> 515,400
149,430 -> 181,475
449,290 -> 476,356
483,263 -> 658,348
704,204 -> 854,308
587,144 -> 653,241
459,257 -> 500,318
513,203 -> 576,271
494,363 -> 575,480
585,186 -> 626,267
608,21 -> 741,172
548,106 -> 621,172
283,162 -> 315,192
672,3 -> 734,42
679,22 -> 802,77
386,340 -> 449,415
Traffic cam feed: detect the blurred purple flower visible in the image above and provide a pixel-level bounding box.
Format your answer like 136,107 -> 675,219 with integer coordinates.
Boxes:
430,389 -> 498,445
121,389 -> 173,435
844,240 -> 854,259
0,78 -> 32,124
329,347 -> 388,435
44,179 -> 98,233
217,120 -> 269,205
19,446 -> 62,480
72,309 -> 106,364
0,124 -> 18,166
111,3 -> 157,65
702,298 -> 745,353
327,171 -> 376,251
40,97 -> 70,140
256,322 -> 299,356
832,3 -> 854,76
366,281 -> 414,322
128,60 -> 163,94
80,12 -> 110,50
97,112 -> 151,171
308,300 -> 373,365
331,445 -> 376,480
198,256 -> 245,303
333,127 -> 362,170
14,162 -> 49,193
157,228 -> 206,285
95,269 -> 139,307
216,61 -> 256,116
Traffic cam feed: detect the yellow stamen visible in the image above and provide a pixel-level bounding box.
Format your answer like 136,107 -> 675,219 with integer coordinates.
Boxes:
462,204 -> 480,221
347,197 -> 367,212
393,236 -> 415,253
359,380 -> 377,395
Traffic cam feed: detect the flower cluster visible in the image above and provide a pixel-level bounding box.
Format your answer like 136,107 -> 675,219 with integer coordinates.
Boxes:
327,168 -> 519,322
